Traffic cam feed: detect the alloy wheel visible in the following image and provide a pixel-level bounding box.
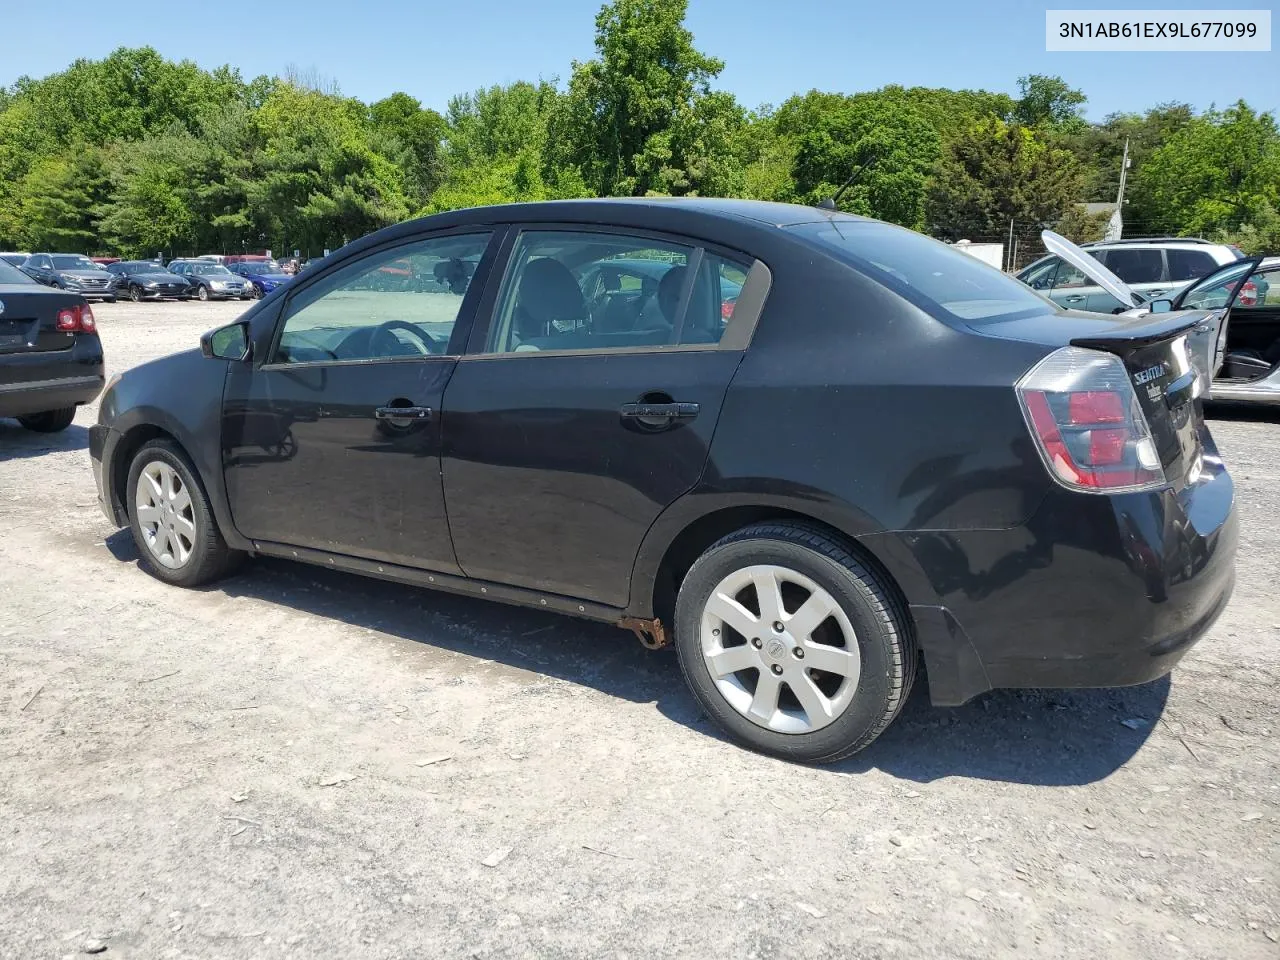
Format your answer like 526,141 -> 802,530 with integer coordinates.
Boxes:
135,460 -> 196,569
130,285 -> 142,302
699,564 -> 861,734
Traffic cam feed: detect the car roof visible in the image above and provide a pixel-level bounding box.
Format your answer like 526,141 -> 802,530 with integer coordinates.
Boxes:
1080,237 -> 1230,250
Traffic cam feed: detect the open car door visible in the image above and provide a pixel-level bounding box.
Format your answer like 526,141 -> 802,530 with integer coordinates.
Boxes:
1171,256 -> 1265,380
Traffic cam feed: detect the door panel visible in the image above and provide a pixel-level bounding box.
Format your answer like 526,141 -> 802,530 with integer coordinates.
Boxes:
440,350 -> 743,604
220,230 -> 498,572
223,360 -> 460,571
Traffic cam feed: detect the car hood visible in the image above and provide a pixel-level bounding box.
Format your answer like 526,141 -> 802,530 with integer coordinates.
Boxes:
62,269 -> 115,280
1040,230 -> 1142,308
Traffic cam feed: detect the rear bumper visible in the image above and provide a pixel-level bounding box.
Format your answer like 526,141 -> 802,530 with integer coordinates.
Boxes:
881,450 -> 1238,706
0,338 -> 104,418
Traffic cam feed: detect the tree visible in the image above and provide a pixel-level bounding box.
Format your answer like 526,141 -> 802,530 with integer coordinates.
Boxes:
1127,101 -> 1280,236
927,117 -> 1084,240
774,91 -> 940,227
1068,102 -> 1194,203
1014,75 -> 1087,132
554,0 -> 740,197
369,92 -> 447,201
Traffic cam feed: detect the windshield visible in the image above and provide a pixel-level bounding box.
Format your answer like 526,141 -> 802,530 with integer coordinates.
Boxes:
189,263 -> 233,276
51,255 -> 99,271
0,259 -> 34,284
790,219 -> 1050,323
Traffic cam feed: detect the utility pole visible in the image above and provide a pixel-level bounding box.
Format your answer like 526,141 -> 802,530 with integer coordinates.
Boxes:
1006,218 -> 1015,272
1106,137 -> 1131,241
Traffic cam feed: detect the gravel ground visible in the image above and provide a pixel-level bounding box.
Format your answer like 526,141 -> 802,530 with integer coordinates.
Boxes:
1,300 -> 1277,960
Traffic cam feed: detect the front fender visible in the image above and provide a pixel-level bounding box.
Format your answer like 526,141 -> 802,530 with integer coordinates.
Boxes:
100,348 -> 248,550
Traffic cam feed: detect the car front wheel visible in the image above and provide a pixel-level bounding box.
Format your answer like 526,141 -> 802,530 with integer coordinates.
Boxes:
197,285 -> 209,301
129,285 -> 143,302
126,439 -> 242,587
674,522 -> 916,764
17,407 -> 76,432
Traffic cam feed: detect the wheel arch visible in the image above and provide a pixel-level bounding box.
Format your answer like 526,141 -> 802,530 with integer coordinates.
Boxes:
629,493 -> 920,630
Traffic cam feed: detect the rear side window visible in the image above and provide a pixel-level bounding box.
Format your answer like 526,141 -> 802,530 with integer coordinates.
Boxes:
1104,248 -> 1164,284
1166,249 -> 1218,282
0,259 -> 33,284
485,230 -> 744,354
791,220 -> 1048,323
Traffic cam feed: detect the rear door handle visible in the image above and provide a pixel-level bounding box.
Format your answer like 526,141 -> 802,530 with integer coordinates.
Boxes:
620,401 -> 700,420
374,405 -> 432,421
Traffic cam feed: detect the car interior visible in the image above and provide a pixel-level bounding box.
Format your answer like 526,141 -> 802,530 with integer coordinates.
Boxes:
1220,266 -> 1280,381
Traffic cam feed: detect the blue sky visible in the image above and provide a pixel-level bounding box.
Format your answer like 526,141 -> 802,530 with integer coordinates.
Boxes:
2,0 -> 1276,120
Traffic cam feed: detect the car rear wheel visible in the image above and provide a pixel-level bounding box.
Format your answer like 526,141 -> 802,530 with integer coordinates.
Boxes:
17,407 -> 76,433
126,440 -> 242,587
197,285 -> 209,301
674,522 -> 916,764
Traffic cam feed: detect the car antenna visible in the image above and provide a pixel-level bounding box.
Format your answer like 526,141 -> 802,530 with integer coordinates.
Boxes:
816,148 -> 880,211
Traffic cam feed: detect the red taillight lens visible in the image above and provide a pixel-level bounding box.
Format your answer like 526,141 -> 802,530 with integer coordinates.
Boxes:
55,304 -> 95,332
1017,347 -> 1165,493
1239,281 -> 1258,307
721,298 -> 736,320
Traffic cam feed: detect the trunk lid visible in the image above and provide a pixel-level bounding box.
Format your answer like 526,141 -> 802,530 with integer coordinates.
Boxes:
0,285 -> 84,355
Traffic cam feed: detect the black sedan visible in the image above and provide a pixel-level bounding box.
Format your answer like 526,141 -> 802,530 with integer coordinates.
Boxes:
1,257 -> 104,432
105,260 -> 192,301
88,198 -> 1236,763
167,259 -> 254,301
21,253 -> 117,301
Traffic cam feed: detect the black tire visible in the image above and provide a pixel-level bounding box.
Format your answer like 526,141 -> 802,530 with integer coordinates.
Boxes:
674,522 -> 916,764
126,439 -> 242,587
197,285 -> 209,301
17,407 -> 76,433
103,296 -> 117,303
129,284 -> 142,302
250,283 -> 263,299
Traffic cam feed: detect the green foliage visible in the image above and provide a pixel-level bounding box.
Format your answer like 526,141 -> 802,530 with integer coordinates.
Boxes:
0,16 -> 1275,258
1055,205 -> 1115,243
1127,101 -> 1280,237
927,118 -> 1083,239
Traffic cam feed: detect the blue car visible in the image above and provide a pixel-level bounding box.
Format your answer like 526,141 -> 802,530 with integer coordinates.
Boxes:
228,260 -> 292,299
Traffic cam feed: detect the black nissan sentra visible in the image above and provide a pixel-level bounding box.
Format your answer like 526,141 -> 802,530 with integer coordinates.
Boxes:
88,199 -> 1237,763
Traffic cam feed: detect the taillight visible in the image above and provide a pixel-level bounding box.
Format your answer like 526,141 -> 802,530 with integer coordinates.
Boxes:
1017,346 -> 1165,493
1239,281 -> 1258,307
55,304 -> 96,333
721,298 -> 737,320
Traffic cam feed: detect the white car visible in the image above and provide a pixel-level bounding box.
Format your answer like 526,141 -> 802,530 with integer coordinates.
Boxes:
1039,231 -> 1279,406
1018,237 -> 1244,314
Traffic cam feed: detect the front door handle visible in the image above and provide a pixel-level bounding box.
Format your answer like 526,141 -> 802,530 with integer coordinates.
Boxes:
374,405 -> 432,421
1063,294 -> 1086,303
620,401 -> 700,421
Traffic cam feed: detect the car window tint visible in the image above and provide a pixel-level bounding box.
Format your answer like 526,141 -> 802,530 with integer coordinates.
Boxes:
486,231 -> 740,353
791,220 -> 1048,323
1051,260 -> 1092,290
273,232 -> 490,365
1104,248 -> 1164,284
1166,249 -> 1218,282
1020,258 -> 1059,290
1235,267 -> 1277,310
0,258 -> 33,284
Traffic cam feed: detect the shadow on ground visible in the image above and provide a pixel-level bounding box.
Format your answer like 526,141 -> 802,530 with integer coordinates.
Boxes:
104,529 -> 1167,787
0,421 -> 88,462
1206,403 -> 1280,424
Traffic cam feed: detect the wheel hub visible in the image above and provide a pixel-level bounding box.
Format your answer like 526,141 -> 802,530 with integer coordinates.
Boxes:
699,564 -> 861,735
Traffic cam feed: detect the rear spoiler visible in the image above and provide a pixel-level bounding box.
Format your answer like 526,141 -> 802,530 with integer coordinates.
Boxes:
1069,311 -> 1207,355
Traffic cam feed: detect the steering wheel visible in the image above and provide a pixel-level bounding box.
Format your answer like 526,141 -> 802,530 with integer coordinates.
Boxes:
369,320 -> 441,357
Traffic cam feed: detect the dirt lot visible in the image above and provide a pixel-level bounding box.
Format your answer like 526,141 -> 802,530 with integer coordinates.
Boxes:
2,300 -> 1277,960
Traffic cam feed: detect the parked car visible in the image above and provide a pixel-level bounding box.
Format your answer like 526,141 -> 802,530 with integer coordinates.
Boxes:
196,254 -> 226,265
21,253 -> 117,302
104,260 -> 192,301
1035,230 -> 1279,407
91,257 -> 121,267
227,260 -> 292,298
168,259 -> 254,301
0,252 -> 30,267
0,256 -> 104,432
88,198 -> 1236,763
1017,237 -> 1243,314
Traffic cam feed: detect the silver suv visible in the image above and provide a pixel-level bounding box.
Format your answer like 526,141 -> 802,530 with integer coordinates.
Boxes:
1017,237 -> 1244,313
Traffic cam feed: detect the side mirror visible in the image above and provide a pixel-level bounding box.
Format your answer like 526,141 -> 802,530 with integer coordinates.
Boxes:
1148,299 -> 1174,314
201,321 -> 251,361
